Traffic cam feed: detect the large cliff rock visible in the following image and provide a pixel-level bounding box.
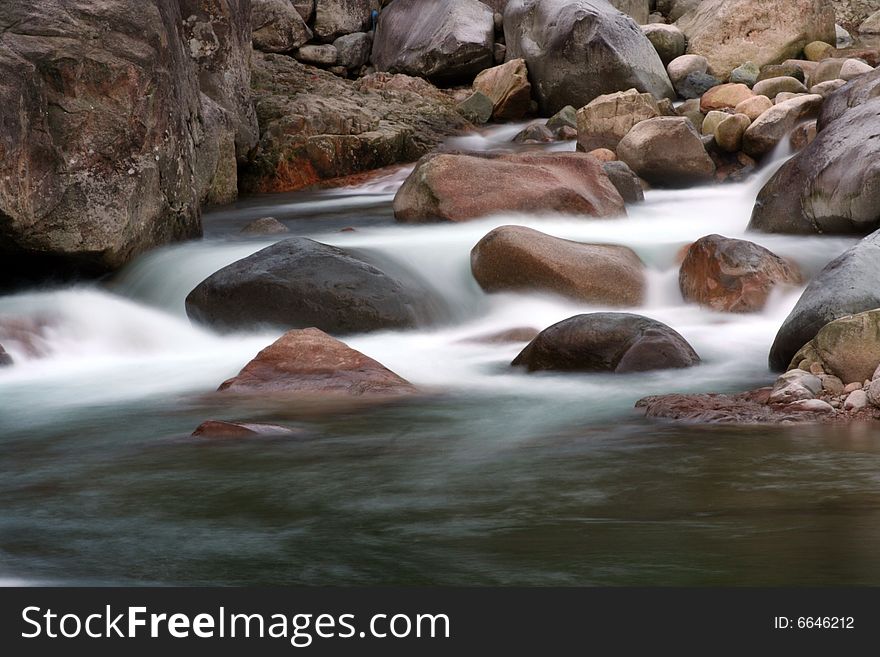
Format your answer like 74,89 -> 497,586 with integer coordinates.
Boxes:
0,0 -> 256,279
241,53 -> 470,193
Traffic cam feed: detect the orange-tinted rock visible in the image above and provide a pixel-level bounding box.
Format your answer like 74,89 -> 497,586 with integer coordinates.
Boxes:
588,148 -> 617,162
473,58 -> 532,120
679,234 -> 801,313
393,151 -> 626,223
219,328 -> 417,396
699,83 -> 754,112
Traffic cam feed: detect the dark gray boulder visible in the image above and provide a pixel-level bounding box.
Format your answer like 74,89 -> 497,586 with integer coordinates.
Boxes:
503,0 -> 674,115
768,231 -> 880,371
512,312 -> 701,373
371,0 -> 494,83
0,344 -> 12,367
185,238 -> 446,333
602,161 -> 644,203
818,67 -> 880,129
748,98 -> 880,235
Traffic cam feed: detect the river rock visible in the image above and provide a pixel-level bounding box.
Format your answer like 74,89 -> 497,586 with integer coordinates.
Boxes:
767,231 -> 880,371
473,59 -> 533,120
844,389 -> 869,411
252,0 -> 313,52
192,420 -> 301,438
840,59 -> 875,81
734,95 -> 773,121
0,0 -> 256,278
603,161 -> 645,203
700,111 -> 728,137
576,89 -> 661,152
512,313 -> 701,373
219,328 -> 417,396
657,0 -> 702,22
768,369 -> 823,404
334,31 -> 373,69
589,149 -> 618,162
458,92 -> 495,124
789,310 -> 880,384
186,237 -> 443,333
804,40 -> 835,62
372,0 -> 494,83
699,84 -> 754,112
0,344 -> 11,367
788,120 -> 817,150
547,106 -> 578,132
617,117 -> 715,187
460,327 -> 542,345
758,63 -> 806,84
749,97 -> 879,234
642,24 -> 687,65
809,58 -> 849,85
678,234 -> 800,313
313,0 -> 377,41
667,54 -> 709,86
818,67 -> 880,126
504,0 -> 674,114
243,54 -> 469,193
676,98 -> 705,131
677,72 -> 721,100
714,113 -> 751,152
810,79 -> 848,97
393,151 -> 626,223
753,77 -> 808,99
729,62 -> 760,87
512,123 -> 555,142
741,94 -> 823,157
470,226 -> 647,305
675,0 -> 836,80
240,217 -> 290,235
860,10 -> 880,34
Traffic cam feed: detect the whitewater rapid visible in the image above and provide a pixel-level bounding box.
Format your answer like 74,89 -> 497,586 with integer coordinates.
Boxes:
0,125 -> 857,430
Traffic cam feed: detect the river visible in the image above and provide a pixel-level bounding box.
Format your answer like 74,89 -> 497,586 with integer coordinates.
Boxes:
2,126 -> 880,586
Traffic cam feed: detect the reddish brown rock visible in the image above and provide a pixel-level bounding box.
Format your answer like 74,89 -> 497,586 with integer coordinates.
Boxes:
679,235 -> 801,313
471,226 -> 646,305
473,59 -> 532,120
192,420 -> 300,438
219,328 -> 417,396
393,152 -> 626,223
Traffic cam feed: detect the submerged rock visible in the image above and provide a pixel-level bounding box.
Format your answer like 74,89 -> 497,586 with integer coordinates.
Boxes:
460,327 -> 541,345
240,217 -> 290,235
0,344 -> 12,367
679,235 -> 800,313
186,238 -> 444,334
504,0 -> 674,114
470,225 -> 647,305
219,328 -> 417,396
192,420 -> 301,438
393,151 -> 626,223
512,313 -> 700,373
602,161 -> 645,203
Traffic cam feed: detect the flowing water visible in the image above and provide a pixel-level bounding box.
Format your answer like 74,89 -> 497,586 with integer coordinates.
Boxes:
2,127 -> 880,586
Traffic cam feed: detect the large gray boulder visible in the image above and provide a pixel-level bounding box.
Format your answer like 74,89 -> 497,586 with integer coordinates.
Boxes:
0,0 -> 255,279
608,0 -> 650,24
371,0 -> 494,83
504,0 -> 674,115
512,312 -> 701,373
676,0 -> 836,80
749,97 -> 880,235
313,0 -> 378,41
818,67 -> 880,129
768,230 -> 880,371
185,238 -> 446,333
